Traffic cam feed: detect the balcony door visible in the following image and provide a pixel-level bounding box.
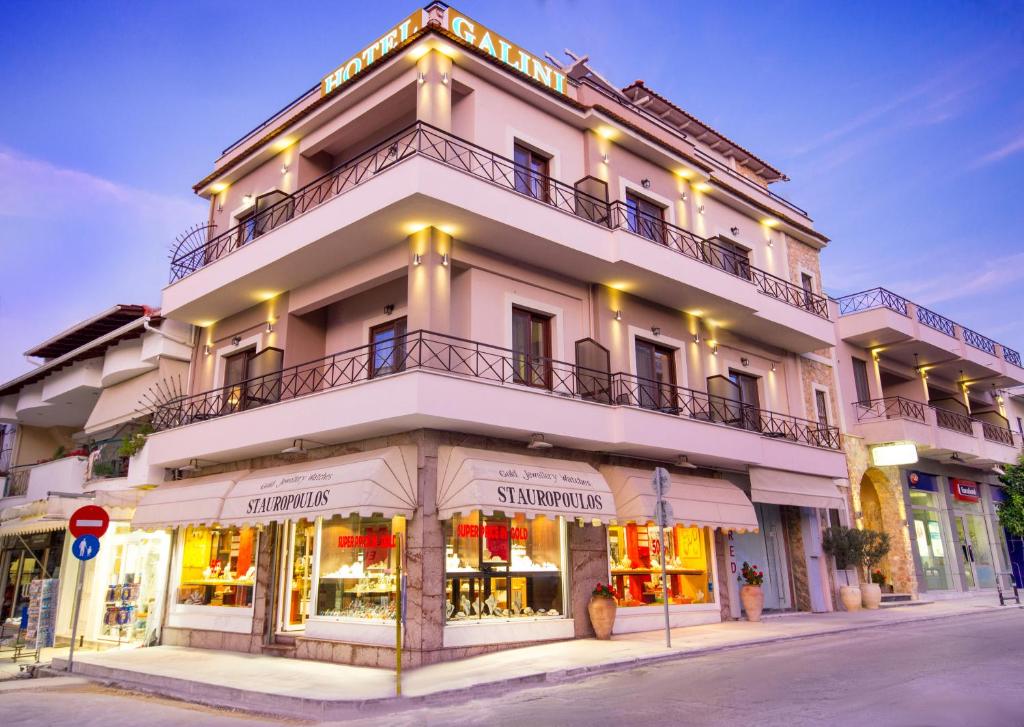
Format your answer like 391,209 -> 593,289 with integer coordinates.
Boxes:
729,370 -> 762,431
635,339 -> 677,411
625,192 -> 665,243
370,318 -> 407,378
513,144 -> 549,202
512,307 -> 552,389
223,349 -> 254,414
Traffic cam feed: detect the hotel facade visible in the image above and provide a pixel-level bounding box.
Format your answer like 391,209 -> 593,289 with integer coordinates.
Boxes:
0,3 -> 1019,670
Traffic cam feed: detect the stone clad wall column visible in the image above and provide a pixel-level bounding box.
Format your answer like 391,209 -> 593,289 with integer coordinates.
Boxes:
404,431 -> 445,666
568,522 -> 609,637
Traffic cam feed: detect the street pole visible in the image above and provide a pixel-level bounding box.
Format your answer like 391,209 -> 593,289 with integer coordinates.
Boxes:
657,494 -> 671,649
65,558 -> 86,672
395,533 -> 402,696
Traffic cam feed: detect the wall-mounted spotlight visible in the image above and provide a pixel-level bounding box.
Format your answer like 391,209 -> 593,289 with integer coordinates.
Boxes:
641,178 -> 651,189
771,362 -> 777,372
680,192 -> 688,202
412,253 -> 422,266
614,310 -> 622,322
265,320 -> 274,334
231,335 -> 242,346
280,164 -> 288,175
741,357 -> 750,367
203,344 -> 211,356
441,253 -> 450,267
441,72 -> 449,85
692,334 -> 701,344
385,304 -> 395,316
651,326 -> 661,337
767,238 -> 774,247
711,343 -> 719,355
697,204 -> 705,215
601,153 -> 609,164
730,227 -> 740,236
418,71 -> 426,85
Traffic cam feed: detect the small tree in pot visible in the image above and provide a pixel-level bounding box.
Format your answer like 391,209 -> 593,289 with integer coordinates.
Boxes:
857,529 -> 891,609
738,561 -> 765,622
822,526 -> 863,611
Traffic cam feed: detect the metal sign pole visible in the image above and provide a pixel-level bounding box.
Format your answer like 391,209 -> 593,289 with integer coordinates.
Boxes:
65,559 -> 85,672
652,467 -> 672,649
395,533 -> 403,696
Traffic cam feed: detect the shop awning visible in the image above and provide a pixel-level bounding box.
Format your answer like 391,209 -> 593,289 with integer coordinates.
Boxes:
218,446 -> 418,527
602,466 -> 759,532
436,446 -> 617,523
0,495 -> 134,537
131,471 -> 249,530
748,467 -> 846,510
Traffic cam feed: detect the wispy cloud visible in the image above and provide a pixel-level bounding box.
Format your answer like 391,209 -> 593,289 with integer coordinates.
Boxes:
0,147 -> 203,381
971,131 -> 1024,169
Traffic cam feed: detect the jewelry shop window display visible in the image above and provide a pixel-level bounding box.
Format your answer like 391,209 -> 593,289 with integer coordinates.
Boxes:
316,515 -> 404,621
445,511 -> 566,621
178,526 -> 257,607
607,523 -> 715,606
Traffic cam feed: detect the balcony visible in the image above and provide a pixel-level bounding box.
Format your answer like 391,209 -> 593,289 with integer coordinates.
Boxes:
836,288 -> 1024,386
166,123 -> 832,351
146,331 -> 844,477
852,396 -> 1021,467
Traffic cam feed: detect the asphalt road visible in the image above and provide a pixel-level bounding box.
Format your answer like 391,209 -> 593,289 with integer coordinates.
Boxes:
2,609 -> 1022,727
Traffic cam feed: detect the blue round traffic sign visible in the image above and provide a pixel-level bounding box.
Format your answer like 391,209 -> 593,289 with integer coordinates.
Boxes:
72,534 -> 100,561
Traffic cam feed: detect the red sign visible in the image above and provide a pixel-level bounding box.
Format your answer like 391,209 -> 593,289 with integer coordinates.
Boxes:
456,523 -> 528,541
69,504 -> 110,538
338,533 -> 396,549
951,479 -> 980,502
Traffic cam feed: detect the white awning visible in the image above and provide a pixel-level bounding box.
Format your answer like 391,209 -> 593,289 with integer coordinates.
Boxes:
436,446 -> 616,523
749,467 -> 846,510
218,446 -> 417,527
131,471 -> 249,530
0,495 -> 134,537
602,465 -> 759,533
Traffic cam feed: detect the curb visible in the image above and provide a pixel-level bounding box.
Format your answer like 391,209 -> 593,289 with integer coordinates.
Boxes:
46,604 -> 1024,719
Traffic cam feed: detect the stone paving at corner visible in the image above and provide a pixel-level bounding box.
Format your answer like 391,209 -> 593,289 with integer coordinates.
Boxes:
37,595 -> 1019,717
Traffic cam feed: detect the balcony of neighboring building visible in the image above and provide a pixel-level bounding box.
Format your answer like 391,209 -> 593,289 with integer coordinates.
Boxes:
836,288 -> 1024,388
164,120 -> 832,353
144,329 -> 845,479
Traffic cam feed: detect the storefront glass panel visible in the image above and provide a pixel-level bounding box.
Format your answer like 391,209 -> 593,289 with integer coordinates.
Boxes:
280,520 -> 315,629
444,512 -> 565,620
912,509 -> 950,591
95,526 -> 171,645
178,526 -> 256,607
316,515 -> 403,621
607,524 -> 715,606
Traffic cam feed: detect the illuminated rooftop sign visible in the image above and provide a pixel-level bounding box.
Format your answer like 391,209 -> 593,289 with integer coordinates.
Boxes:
320,10 -> 423,97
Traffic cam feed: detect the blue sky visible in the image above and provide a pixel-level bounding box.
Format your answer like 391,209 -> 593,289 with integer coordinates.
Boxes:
1,1 -> 1022,381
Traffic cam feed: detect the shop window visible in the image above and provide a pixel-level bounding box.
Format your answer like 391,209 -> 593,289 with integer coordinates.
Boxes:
444,511 -> 564,621
98,526 -> 171,645
177,526 -> 257,608
607,523 -> 715,606
316,515 -> 403,621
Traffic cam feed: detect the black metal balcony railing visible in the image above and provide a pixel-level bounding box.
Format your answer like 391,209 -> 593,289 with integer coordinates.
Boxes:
854,396 -> 1021,447
169,124 -> 830,319
151,330 -> 841,451
835,287 -> 909,316
1004,347 -> 1022,367
854,396 -> 926,423
916,305 -> 956,337
962,327 -> 998,356
3,467 -> 29,498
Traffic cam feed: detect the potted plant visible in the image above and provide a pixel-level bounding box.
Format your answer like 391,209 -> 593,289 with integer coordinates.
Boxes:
857,529 -> 891,609
738,561 -> 765,622
822,526 -> 862,611
588,582 -> 618,639
871,569 -> 891,594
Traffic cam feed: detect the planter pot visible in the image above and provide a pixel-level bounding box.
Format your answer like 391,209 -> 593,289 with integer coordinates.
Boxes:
861,583 -> 882,610
739,584 -> 764,622
839,585 -> 862,612
587,596 -> 617,639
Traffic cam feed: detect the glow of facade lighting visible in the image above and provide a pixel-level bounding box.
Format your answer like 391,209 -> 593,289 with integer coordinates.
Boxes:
409,44 -> 431,61
435,44 -> 458,58
210,182 -> 228,193
438,223 -> 458,236
871,348 -> 882,361
273,137 -> 296,152
256,291 -> 278,302
675,168 -> 694,179
761,217 -> 781,228
695,182 -> 712,192
614,310 -> 622,322
402,221 -> 429,235
412,253 -> 422,266
871,441 -> 919,467
597,126 -> 616,140
608,282 -> 630,291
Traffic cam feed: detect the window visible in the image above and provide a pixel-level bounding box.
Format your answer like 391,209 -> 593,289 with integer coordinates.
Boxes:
177,526 -> 256,608
512,307 -> 552,388
625,191 -> 665,243
369,317 -> 407,377
1017,417 -> 1023,437
607,524 -> 715,606
513,144 -> 549,201
317,515 -> 403,621
852,357 -> 871,404
222,349 -> 254,414
709,238 -> 751,279
815,389 -> 830,426
635,339 -> 677,411
445,512 -> 564,621
801,273 -> 815,308
237,209 -> 258,246
729,370 -> 762,432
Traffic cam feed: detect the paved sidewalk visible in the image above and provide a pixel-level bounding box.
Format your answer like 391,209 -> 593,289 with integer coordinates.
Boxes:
42,595 -> 1022,719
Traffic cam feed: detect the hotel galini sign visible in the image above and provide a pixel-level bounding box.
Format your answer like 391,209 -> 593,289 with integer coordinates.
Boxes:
446,10 -> 567,95
321,10 -> 423,97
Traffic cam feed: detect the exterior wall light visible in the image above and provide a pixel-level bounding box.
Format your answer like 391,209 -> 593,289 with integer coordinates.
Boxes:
614,310 -> 622,322
697,204 -> 705,214
741,357 -> 750,367
441,253 -> 450,267
692,333 -> 701,344
265,320 -> 274,334
711,343 -> 719,355
651,326 -> 661,336
680,192 -> 688,201
412,253 -> 422,266
418,71 -> 426,85
280,164 -> 288,174
441,72 -> 449,85
641,178 -> 651,189
767,238 -> 773,247
385,304 -> 395,316
203,344 -> 211,356
730,227 -> 739,236
232,336 -> 242,346
771,362 -> 777,372
601,153 -> 609,164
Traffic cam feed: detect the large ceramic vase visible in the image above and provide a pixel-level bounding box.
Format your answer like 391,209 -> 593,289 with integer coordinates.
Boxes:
839,585 -> 862,612
588,596 -> 617,639
740,584 -> 764,622
861,583 -> 882,610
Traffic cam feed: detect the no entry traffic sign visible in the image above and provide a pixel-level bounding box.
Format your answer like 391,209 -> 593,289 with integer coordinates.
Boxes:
69,504 -> 109,538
